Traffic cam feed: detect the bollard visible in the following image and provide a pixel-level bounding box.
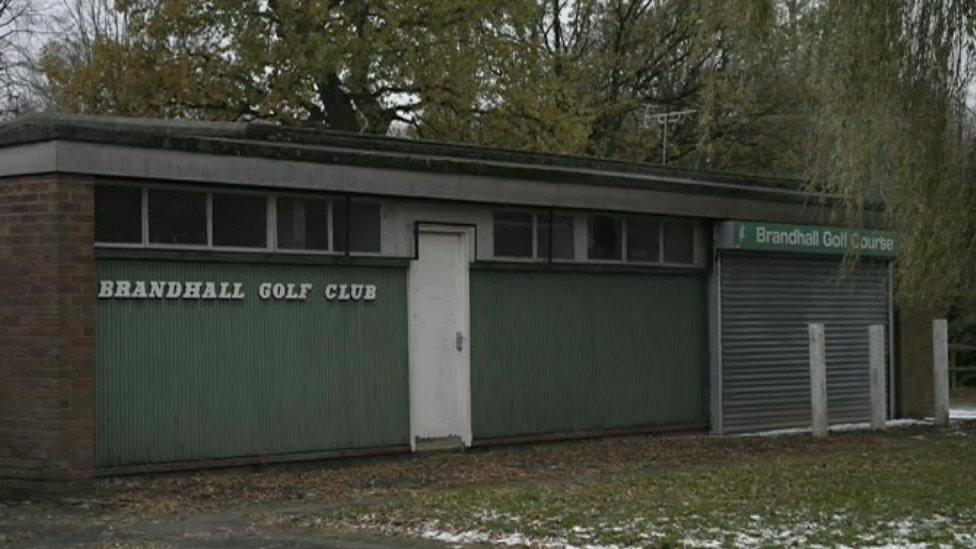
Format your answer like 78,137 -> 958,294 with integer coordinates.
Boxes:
933,319 -> 950,427
809,323 -> 828,438
868,325 -> 887,430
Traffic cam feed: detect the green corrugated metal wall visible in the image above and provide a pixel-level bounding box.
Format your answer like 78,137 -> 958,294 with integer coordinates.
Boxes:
95,259 -> 409,467
470,268 -> 708,440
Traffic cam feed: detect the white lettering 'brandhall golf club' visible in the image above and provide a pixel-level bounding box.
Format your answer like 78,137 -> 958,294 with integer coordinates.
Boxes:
97,280 -> 377,302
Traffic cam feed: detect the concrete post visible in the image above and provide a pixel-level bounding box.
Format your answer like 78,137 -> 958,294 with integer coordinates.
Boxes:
809,323 -> 828,438
868,325 -> 887,430
933,319 -> 950,427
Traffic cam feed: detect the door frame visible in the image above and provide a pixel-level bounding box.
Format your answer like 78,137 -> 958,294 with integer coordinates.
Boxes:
408,222 -> 476,450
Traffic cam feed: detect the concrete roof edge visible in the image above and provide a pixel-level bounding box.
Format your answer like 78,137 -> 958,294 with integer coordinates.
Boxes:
0,114 -> 831,205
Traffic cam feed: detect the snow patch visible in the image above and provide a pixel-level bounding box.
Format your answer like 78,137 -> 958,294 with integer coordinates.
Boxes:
951,407 -> 976,420
737,418 -> 930,438
373,509 -> 976,548
733,405 -> 976,438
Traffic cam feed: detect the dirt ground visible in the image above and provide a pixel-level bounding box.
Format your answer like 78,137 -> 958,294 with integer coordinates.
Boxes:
1,422 -> 974,547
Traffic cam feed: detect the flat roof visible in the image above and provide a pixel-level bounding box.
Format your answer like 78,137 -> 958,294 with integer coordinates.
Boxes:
0,114 -> 810,197
0,114 -> 849,223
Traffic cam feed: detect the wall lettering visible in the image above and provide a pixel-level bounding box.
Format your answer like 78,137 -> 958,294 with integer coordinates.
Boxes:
98,280 -> 246,300
258,282 -> 313,301
98,280 -> 377,303
324,283 -> 377,302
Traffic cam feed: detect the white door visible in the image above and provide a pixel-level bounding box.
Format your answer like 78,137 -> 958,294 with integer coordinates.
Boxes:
408,226 -> 472,451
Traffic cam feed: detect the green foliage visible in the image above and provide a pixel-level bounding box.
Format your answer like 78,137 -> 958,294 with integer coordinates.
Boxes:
36,0 -> 976,310
802,0 -> 976,308
43,0 -> 517,132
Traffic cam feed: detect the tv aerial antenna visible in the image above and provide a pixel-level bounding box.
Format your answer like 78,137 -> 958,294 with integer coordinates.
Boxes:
645,109 -> 697,164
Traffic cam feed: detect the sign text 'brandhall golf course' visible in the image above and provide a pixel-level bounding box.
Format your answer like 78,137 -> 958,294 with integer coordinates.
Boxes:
722,221 -> 900,257
97,280 -> 377,302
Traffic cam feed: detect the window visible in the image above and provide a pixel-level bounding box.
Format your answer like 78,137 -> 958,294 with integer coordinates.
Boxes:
148,189 -> 207,245
493,211 -> 534,258
493,210 -> 575,260
626,215 -> 660,263
538,214 -> 575,260
213,193 -> 268,248
277,197 -> 330,251
94,185 -> 142,243
95,186 -> 387,254
586,214 -> 699,265
588,215 -> 622,260
333,200 -> 381,253
663,221 -> 695,264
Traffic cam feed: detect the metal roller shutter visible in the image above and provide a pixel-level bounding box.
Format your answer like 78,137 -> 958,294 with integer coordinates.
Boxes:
719,254 -> 890,433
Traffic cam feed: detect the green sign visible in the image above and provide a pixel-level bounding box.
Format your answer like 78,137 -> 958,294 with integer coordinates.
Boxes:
719,221 -> 900,257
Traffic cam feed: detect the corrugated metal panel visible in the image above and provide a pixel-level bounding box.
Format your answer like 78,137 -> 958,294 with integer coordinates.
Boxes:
720,254 -> 890,433
470,269 -> 708,440
95,259 -> 409,467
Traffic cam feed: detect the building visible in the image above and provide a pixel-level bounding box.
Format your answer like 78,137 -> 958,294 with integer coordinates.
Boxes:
0,115 -> 935,486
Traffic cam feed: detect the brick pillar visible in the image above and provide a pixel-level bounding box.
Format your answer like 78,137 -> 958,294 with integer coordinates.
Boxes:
0,175 -> 95,485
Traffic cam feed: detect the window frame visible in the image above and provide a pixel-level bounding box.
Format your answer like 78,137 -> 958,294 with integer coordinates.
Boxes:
93,183 -> 384,256
272,193 -> 336,255
92,184 -> 145,245
94,183 -> 217,251
492,208 -> 538,260
492,208 -> 576,262
209,189 -> 272,251
335,197 -> 385,256
584,213 -> 702,267
587,214 -> 626,263
538,211 -> 577,262
660,218 -> 698,266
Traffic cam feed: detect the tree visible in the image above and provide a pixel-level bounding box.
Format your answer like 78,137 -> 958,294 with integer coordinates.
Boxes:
692,0 -> 818,176
41,0 -> 520,133
0,0 -> 37,116
37,1 -> 749,159
416,0 -> 739,160
34,0 -> 976,309
801,0 -> 976,308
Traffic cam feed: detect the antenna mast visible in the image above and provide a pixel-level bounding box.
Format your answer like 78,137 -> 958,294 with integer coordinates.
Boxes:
645,109 -> 696,164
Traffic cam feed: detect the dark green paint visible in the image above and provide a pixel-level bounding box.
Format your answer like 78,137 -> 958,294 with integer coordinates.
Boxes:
470,270 -> 708,440
95,259 -> 409,467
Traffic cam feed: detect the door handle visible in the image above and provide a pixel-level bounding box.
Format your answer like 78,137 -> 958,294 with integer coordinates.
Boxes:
456,331 -> 464,352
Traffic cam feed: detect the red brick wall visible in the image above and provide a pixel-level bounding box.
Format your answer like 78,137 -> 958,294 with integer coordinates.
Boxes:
0,175 -> 95,482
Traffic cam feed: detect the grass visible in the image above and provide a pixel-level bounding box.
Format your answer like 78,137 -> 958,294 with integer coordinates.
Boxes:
308,427 -> 976,547
5,423 -> 976,547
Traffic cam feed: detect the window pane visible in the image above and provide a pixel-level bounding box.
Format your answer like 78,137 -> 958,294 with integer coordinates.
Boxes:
94,185 -> 142,243
350,202 -> 381,252
148,189 -> 207,245
627,216 -> 660,262
663,221 -> 695,264
213,193 -> 267,248
588,216 -> 622,260
493,211 -> 533,258
333,200 -> 381,253
277,197 -> 329,250
538,214 -> 575,260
